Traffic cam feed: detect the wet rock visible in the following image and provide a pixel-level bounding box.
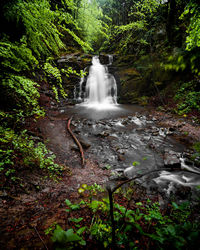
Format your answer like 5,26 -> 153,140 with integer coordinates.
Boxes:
143,136 -> 151,141
136,128 -> 144,132
175,186 -> 191,199
166,128 -> 174,135
70,143 -> 79,151
117,149 -> 126,155
77,136 -> 91,149
98,131 -> 110,137
86,121 -> 94,126
107,135 -> 118,141
99,54 -> 110,65
152,131 -> 159,136
114,168 -> 125,173
124,166 -> 136,179
74,129 -> 81,134
169,127 -> 176,132
110,170 -> 126,180
163,151 -> 181,168
98,121 -> 106,126
118,154 -> 125,161
122,120 -> 129,125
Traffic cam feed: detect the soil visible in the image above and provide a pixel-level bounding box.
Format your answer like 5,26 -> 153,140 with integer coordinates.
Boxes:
0,89 -> 200,249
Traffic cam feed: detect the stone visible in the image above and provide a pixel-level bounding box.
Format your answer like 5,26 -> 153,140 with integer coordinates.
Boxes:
77,136 -> 91,149
118,154 -> 125,161
163,151 -> 181,168
70,143 -> 79,151
98,131 -> 110,137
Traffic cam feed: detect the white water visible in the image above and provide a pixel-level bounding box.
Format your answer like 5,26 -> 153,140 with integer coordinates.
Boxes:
79,56 -> 118,110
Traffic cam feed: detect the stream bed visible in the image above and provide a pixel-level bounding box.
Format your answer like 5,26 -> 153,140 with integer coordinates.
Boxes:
58,104 -> 200,203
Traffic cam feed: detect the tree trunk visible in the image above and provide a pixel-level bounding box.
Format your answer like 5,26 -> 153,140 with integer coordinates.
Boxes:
166,0 -> 176,45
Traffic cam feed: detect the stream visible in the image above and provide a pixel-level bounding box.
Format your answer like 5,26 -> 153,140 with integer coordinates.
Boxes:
62,55 -> 200,202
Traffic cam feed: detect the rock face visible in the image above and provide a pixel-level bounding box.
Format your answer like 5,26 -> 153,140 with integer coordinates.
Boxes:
112,54 -> 176,104
55,53 -> 92,102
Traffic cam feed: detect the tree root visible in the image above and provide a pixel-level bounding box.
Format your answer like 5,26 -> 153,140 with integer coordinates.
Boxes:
67,116 -> 85,167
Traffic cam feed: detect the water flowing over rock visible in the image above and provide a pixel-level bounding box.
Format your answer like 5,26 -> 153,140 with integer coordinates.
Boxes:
77,55 -> 118,109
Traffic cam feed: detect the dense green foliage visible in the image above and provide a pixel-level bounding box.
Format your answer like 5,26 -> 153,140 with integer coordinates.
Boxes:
0,126 -> 63,186
49,183 -> 200,249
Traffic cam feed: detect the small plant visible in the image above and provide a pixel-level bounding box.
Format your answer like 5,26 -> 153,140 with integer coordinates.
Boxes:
49,183 -> 200,249
0,126 -> 63,186
174,80 -> 200,115
51,225 -> 86,249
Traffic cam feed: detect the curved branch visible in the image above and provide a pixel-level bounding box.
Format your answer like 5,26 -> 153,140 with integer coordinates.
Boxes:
67,116 -> 85,167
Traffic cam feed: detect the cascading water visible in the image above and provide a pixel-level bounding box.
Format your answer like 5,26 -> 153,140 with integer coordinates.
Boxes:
78,56 -> 118,109
108,54 -> 113,65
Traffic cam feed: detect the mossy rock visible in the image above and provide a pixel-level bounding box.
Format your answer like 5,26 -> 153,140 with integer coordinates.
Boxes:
120,91 -> 139,104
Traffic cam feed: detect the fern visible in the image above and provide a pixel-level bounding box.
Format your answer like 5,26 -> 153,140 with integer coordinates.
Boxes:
1,75 -> 43,116
5,0 -> 65,58
0,39 -> 38,72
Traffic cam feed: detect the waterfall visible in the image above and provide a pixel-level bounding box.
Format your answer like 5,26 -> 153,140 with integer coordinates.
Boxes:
78,55 -> 118,109
108,54 -> 113,65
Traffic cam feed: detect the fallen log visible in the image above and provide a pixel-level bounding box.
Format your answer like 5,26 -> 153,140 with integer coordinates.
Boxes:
67,117 -> 85,167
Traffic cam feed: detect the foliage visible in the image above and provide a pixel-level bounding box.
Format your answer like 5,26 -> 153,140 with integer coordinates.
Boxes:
43,59 -> 85,102
174,80 -> 200,114
52,225 -> 86,249
100,0 -> 161,54
75,0 -> 109,50
4,0 -> 65,58
0,126 -> 63,183
1,74 -> 44,117
50,183 -> 200,249
0,39 -> 38,73
180,1 -> 200,52
0,0 -> 104,190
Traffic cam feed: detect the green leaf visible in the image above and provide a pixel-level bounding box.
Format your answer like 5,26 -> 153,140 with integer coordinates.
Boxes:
69,217 -> 83,223
77,226 -> 87,235
65,229 -> 82,242
132,161 -> 140,166
65,199 -> 72,206
172,202 -> 179,210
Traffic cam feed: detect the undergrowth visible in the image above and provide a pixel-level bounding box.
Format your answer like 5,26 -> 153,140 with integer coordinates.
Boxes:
0,126 -> 63,187
174,80 -> 200,115
47,183 -> 200,249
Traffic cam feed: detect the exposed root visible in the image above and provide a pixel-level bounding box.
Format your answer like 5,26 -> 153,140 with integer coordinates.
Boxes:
67,116 -> 85,167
